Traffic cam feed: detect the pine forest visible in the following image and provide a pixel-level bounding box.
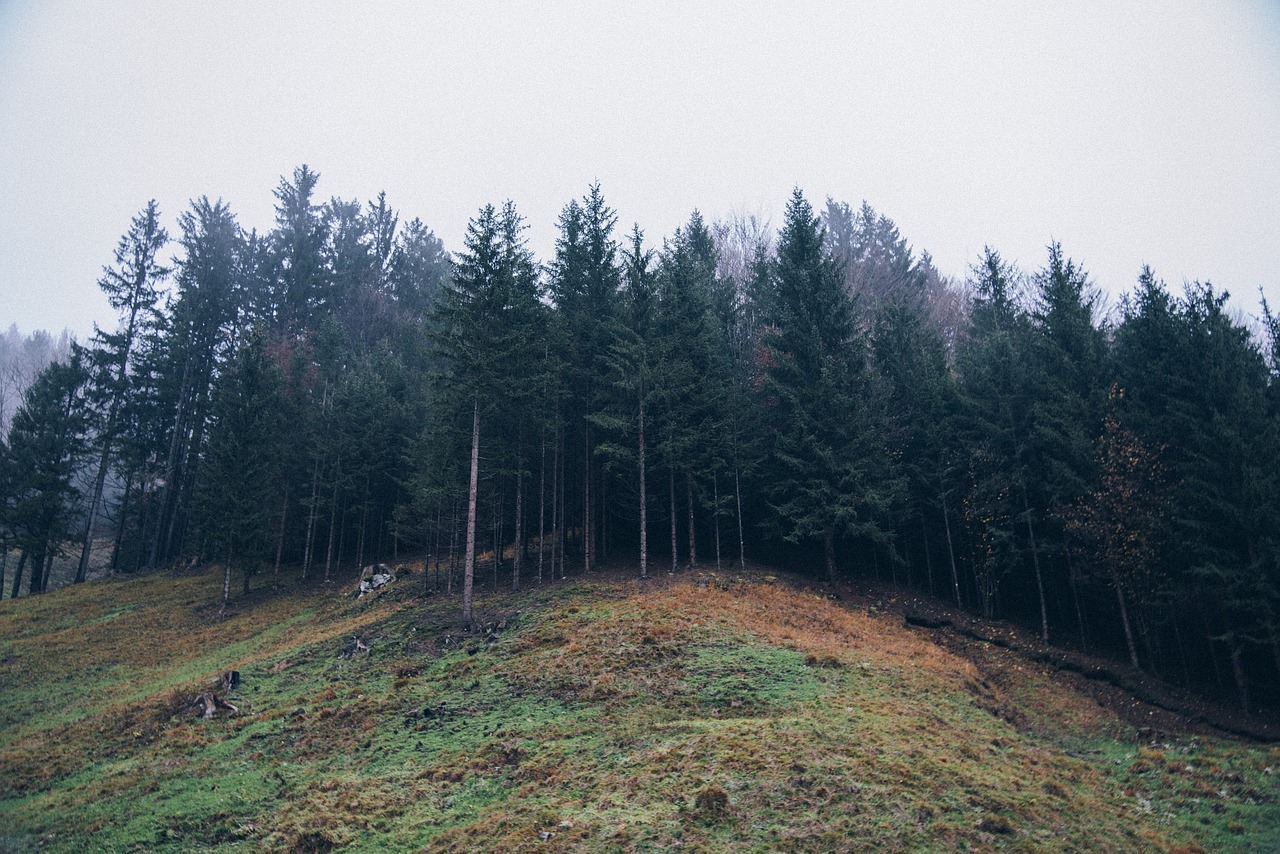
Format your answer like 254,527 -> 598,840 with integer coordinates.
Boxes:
6,166 -> 1280,724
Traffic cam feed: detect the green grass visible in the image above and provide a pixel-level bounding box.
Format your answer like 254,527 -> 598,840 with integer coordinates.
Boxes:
1,563 -> 1277,852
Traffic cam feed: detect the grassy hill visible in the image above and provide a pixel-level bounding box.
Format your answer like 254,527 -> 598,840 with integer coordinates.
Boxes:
1,560 -> 1277,852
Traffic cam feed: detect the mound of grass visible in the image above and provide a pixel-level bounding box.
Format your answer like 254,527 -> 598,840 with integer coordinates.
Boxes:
1,564 -> 1277,852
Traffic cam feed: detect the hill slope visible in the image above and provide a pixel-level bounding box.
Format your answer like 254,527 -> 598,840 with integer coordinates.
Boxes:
1,563 -> 1277,852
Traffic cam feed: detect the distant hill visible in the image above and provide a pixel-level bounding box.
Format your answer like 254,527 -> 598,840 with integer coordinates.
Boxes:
1,561 -> 1277,852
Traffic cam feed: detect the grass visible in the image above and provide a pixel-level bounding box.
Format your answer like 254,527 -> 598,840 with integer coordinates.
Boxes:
0,562 -> 1277,852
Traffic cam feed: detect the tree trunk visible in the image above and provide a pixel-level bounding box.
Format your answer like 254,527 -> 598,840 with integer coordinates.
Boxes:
273,488 -> 289,591
920,512 -> 935,597
9,550 -> 26,599
448,495 -> 458,596
638,395 -> 648,579
1226,632 -> 1250,714
824,527 -> 837,584
686,471 -> 697,568
550,419 -> 560,580
1021,489 -> 1049,644
463,398 -> 480,628
324,476 -> 339,583
538,428 -> 546,585
941,482 -> 962,608
150,358 -> 194,569
582,424 -> 592,573
1066,549 -> 1088,654
220,546 -> 231,614
557,422 -> 566,579
357,503 -> 368,569
669,463 -> 678,574
492,490 -> 501,590
76,442 -> 114,583
514,458 -> 524,591
302,457 -> 321,581
1113,575 -> 1140,670
109,472 -> 134,573
734,465 -> 745,570
713,472 -> 722,572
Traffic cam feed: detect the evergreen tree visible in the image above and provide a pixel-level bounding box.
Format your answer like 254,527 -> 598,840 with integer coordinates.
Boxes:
193,333 -> 284,610
148,198 -> 245,567
594,225 -> 658,577
955,248 -> 1037,619
270,165 -> 329,331
430,201 -> 541,625
75,201 -> 169,583
4,355 -> 91,595
549,185 -> 621,573
759,190 -> 894,582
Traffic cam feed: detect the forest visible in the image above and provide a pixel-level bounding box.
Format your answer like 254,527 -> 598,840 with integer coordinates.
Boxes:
2,166 -> 1279,717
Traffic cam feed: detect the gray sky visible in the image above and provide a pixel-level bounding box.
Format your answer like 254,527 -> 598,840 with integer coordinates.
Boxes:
2,1 -> 1278,339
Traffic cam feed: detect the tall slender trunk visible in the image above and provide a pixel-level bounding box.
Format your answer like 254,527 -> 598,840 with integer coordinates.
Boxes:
941,481 -> 961,608
302,456 -> 321,581
462,398 -> 480,627
273,488 -> 289,591
824,528 -> 837,584
538,429 -> 546,584
220,548 -> 232,615
1066,549 -> 1088,653
76,442 -> 114,583
686,471 -> 697,568
492,491 -> 501,590
514,459 -> 524,591
1113,574 -> 1140,670
356,503 -> 368,568
550,419 -> 560,580
669,463 -> 678,573
9,551 -> 26,599
1226,632 -> 1250,714
638,395 -> 648,579
735,465 -> 745,569
1020,489 -> 1049,643
0,541 -> 7,600
713,472 -> 723,572
557,421 -> 566,579
324,476 -> 339,583
582,424 -> 592,573
920,512 -> 935,597
110,473 -> 134,573
150,359 -> 193,569
448,495 -> 458,596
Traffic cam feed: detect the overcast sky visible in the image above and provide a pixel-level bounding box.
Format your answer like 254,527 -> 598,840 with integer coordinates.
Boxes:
2,1 -> 1278,339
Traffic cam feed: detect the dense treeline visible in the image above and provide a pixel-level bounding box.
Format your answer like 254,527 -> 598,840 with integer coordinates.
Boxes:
2,168 -> 1279,715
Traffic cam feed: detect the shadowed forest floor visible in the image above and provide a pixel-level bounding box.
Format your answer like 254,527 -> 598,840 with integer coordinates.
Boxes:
1,558 -> 1277,852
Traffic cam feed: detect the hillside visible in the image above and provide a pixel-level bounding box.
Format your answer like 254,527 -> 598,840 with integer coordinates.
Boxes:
1,562 -> 1277,853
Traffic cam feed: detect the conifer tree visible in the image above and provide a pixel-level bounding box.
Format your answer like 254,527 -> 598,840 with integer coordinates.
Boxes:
549,185 -> 620,572
759,190 -> 893,582
75,201 -> 169,583
194,333 -> 284,610
431,201 -> 541,625
4,355 -> 90,595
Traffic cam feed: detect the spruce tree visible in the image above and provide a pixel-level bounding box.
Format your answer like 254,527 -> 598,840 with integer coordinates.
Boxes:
759,190 -> 893,582
75,201 -> 169,583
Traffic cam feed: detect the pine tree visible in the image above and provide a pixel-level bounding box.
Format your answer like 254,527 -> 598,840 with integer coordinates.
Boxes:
430,201 -> 541,625
549,185 -> 621,573
148,198 -> 245,567
192,333 -> 284,610
759,190 -> 894,582
4,355 -> 90,595
75,201 -> 169,583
